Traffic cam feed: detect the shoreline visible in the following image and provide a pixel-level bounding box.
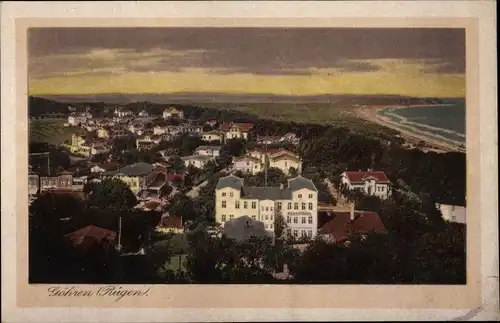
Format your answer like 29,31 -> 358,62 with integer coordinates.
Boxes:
356,105 -> 466,153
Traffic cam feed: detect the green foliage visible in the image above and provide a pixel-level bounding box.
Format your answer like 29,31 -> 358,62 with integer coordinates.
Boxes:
87,178 -> 137,211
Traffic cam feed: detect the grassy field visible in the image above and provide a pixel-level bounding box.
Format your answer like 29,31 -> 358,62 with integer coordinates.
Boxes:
29,119 -> 74,145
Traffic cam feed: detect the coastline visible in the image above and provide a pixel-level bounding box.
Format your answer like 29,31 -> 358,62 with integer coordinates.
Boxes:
356,105 -> 466,153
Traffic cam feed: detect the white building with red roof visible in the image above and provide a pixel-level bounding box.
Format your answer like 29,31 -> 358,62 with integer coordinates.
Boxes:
340,170 -> 391,199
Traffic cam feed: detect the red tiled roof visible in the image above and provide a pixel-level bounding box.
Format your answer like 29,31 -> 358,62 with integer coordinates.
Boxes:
219,122 -> 254,132
66,225 -> 116,250
319,211 -> 388,243
167,173 -> 185,182
160,216 -> 183,228
343,171 -> 390,183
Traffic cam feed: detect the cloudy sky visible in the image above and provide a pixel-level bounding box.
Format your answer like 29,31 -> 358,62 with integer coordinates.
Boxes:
28,28 -> 465,97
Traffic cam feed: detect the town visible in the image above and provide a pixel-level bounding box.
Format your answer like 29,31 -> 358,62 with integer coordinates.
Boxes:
28,98 -> 467,284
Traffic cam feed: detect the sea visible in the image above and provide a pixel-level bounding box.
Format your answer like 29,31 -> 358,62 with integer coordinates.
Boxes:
376,98 -> 466,146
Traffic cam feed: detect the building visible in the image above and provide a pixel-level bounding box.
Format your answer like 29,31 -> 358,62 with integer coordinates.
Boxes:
318,205 -> 388,244
201,130 -> 224,142
67,112 -> 90,126
181,155 -> 214,169
215,175 -> 318,238
232,155 -> 264,175
222,216 -> 271,242
163,107 -> 184,119
136,134 -> 163,150
66,225 -> 117,252
340,170 -> 391,200
97,127 -> 111,139
219,122 -> 254,141
436,203 -> 466,224
256,135 -> 282,145
29,171 -> 85,193
156,215 -> 184,235
279,132 -> 301,146
138,109 -> 150,118
268,149 -> 303,175
90,162 -> 121,174
101,162 -> 157,194
114,107 -> 134,118
194,145 -> 221,158
180,124 -> 203,134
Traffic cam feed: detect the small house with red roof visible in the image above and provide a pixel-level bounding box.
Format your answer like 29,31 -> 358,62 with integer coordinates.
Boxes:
219,122 -> 254,141
156,215 -> 184,234
318,205 -> 388,244
341,170 -> 391,199
66,225 -> 117,251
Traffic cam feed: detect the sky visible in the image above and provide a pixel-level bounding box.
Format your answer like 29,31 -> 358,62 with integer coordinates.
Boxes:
28,28 -> 465,98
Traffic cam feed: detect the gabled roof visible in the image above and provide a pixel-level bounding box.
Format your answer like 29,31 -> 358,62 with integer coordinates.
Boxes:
223,216 -> 269,242
66,225 -> 116,250
343,171 -> 390,183
248,147 -> 283,155
219,122 -> 254,132
233,155 -> 262,164
216,175 -> 244,190
269,153 -> 301,163
318,211 -> 388,243
288,176 -> 318,192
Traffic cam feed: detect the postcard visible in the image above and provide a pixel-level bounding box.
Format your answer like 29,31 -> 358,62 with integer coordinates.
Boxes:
1,1 -> 498,322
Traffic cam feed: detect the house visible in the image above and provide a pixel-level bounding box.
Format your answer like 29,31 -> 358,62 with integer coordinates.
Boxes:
156,215 -> 184,234
114,107 -> 134,118
318,205 -> 388,244
215,175 -> 318,238
219,122 -> 254,141
97,127 -> 111,139
138,109 -> 150,118
340,170 -> 391,200
205,119 -> 219,127
222,216 -> 270,242
201,130 -> 224,142
256,135 -> 282,145
36,171 -> 84,192
279,132 -> 301,145
163,107 -> 184,119
268,149 -> 303,175
136,134 -> 163,150
180,124 -> 203,134
194,145 -> 221,158
153,125 -> 168,135
128,123 -> 145,135
67,112 -> 91,126
232,155 -> 264,175
66,225 -> 117,252
181,155 -> 214,169
436,203 -> 466,224
101,162 -> 157,194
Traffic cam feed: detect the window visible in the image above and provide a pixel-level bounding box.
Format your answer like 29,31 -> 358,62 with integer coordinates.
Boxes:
270,207 -> 273,211
293,217 -> 298,224
308,202 -> 313,210
252,202 -> 257,209
252,215 -> 256,220
261,206 -> 265,211
221,215 -> 227,222
293,230 -> 298,237
265,224 -> 269,229
265,215 -> 269,220
287,202 -> 292,210
244,201 -> 248,209
270,215 -> 274,221
287,229 -> 292,236
229,214 -> 234,220
230,192 -> 234,197
301,230 -> 306,237
308,216 -> 313,224
265,207 -> 269,211
294,203 -> 299,210
277,202 -> 282,210
270,224 -> 273,229
222,201 -> 226,208
301,203 -> 306,210
287,216 -> 291,224
309,194 -> 313,198
307,230 -> 312,237
301,217 -> 306,224
298,194 -> 302,198
235,201 -> 240,209
451,215 -> 457,221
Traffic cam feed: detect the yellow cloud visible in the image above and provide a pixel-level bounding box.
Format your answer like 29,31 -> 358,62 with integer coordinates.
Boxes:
29,58 -> 465,98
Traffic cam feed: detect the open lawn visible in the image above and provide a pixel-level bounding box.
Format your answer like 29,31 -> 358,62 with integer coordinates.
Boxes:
29,119 -> 74,145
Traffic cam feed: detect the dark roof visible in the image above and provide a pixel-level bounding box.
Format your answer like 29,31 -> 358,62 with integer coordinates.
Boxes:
223,216 -> 270,242
105,162 -> 154,176
343,171 -> 390,183
66,225 -> 116,251
215,175 -> 244,190
195,145 -> 221,151
241,186 -> 292,200
319,211 -> 388,243
288,176 -> 318,192
160,215 -> 183,228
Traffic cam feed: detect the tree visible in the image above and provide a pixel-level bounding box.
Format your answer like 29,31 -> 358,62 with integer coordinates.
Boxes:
170,156 -> 186,173
289,167 -> 299,177
87,178 -> 137,211
167,193 -> 198,222
273,210 -> 287,240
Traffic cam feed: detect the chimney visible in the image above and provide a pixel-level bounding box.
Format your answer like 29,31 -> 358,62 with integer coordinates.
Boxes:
350,203 -> 355,221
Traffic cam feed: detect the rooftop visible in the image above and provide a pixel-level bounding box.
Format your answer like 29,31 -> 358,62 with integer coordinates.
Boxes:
195,145 -> 222,151
343,170 -> 390,183
319,211 -> 388,243
104,162 -> 154,177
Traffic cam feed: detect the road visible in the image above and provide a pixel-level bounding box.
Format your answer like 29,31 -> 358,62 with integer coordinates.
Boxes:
186,166 -> 233,199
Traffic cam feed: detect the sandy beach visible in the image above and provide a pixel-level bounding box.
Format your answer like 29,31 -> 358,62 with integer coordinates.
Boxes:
356,105 -> 466,153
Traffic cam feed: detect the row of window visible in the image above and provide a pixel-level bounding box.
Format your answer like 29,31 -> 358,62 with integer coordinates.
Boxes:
221,192 -> 314,199
286,216 -> 313,224
220,214 -> 235,222
220,214 -> 276,222
221,200 -> 314,210
286,229 -> 313,238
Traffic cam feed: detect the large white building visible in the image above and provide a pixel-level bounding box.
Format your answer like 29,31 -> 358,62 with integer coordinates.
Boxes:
215,175 -> 319,239
67,112 -> 91,126
340,170 -> 391,200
